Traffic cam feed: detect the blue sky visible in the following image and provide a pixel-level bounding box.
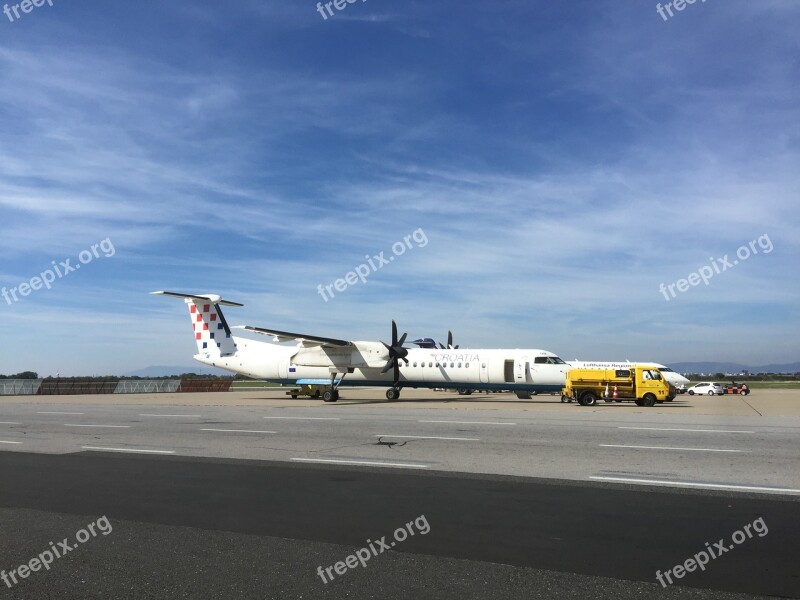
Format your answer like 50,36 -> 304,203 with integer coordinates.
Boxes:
1,0 -> 798,376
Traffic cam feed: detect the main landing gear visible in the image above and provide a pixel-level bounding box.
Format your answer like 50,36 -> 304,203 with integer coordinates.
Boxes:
386,388 -> 401,401
323,369 -> 351,403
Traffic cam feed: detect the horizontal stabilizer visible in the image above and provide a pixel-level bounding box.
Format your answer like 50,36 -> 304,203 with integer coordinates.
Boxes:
151,290 -> 243,307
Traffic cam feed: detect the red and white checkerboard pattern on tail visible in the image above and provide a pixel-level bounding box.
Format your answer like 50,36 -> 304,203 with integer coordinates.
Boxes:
186,299 -> 238,356
151,291 -> 243,358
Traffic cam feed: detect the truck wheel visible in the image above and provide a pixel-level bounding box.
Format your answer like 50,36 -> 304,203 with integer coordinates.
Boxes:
643,393 -> 657,407
561,395 -> 569,403
581,392 -> 597,406
740,390 -> 747,395
634,398 -> 644,406
291,394 -> 298,399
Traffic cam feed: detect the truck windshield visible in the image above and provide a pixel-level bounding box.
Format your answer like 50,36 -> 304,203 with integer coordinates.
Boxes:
644,370 -> 662,380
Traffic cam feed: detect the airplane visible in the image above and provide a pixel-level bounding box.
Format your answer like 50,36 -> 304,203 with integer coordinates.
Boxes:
567,360 -> 690,389
152,291 -> 570,401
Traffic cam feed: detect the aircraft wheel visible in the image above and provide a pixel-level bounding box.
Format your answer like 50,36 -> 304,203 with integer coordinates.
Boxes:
386,388 -> 400,401
323,390 -> 338,403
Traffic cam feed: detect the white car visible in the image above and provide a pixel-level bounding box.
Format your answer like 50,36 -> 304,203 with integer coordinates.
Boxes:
686,382 -> 724,395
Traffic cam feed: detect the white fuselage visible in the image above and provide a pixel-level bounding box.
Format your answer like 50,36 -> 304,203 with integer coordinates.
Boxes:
196,336 -> 570,392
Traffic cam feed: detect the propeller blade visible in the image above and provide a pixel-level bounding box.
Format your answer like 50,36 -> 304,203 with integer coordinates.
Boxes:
397,332 -> 407,347
447,331 -> 453,349
391,320 -> 398,345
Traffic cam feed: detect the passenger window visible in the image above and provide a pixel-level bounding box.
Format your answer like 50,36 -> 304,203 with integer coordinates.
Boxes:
465,362 -> 469,368
450,363 -> 454,368
458,363 -> 462,368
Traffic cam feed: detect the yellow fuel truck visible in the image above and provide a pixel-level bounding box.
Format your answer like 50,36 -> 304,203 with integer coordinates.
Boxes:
562,366 -> 675,407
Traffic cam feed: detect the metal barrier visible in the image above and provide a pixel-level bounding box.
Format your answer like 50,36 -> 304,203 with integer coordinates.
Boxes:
38,379 -> 119,395
0,379 -> 43,395
179,379 -> 233,392
114,380 -> 181,394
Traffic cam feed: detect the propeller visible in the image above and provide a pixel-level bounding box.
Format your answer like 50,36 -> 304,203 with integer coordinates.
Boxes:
381,320 -> 409,387
438,330 -> 459,350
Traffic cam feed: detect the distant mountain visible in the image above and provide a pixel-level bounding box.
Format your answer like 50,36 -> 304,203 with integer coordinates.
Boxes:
121,365 -> 229,377
668,362 -> 800,375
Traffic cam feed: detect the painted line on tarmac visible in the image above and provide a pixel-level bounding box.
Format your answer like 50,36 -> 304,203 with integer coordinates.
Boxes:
0,440 -> 22,444
291,458 -> 428,469
618,426 -> 754,434
139,414 -> 202,418
600,444 -> 745,453
0,421 -> 20,425
375,434 -> 480,441
64,424 -> 131,428
82,446 -> 175,455
263,416 -> 340,421
200,428 -> 277,434
419,420 -> 516,426
590,476 -> 800,495
38,411 -> 84,415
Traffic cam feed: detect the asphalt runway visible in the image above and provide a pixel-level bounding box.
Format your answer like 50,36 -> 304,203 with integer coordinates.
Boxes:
0,389 -> 798,598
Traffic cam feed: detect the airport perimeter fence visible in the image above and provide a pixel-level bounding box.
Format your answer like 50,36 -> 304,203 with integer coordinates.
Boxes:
114,380 -> 181,393
0,378 -> 233,395
0,379 -> 43,395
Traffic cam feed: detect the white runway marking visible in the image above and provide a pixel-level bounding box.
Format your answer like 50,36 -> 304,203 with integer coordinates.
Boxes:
263,416 -> 340,421
64,424 -> 131,428
590,476 -> 800,495
618,426 -> 754,434
0,440 -> 22,444
139,414 -> 202,418
82,446 -> 175,454
0,421 -> 20,425
291,458 -> 428,469
600,444 -> 745,453
374,434 -> 480,441
38,411 -> 84,415
200,428 -> 277,434
419,420 -> 516,426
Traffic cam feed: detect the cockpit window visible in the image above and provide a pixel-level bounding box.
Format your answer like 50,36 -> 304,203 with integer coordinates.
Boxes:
534,356 -> 567,365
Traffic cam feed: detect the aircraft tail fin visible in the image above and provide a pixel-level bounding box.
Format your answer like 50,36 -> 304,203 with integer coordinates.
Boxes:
152,291 -> 241,356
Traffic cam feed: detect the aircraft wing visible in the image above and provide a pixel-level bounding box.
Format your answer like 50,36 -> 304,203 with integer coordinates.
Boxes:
235,325 -> 352,348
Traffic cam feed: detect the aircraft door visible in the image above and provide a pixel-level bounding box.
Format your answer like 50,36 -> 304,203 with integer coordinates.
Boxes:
516,359 -> 529,383
479,360 -> 488,383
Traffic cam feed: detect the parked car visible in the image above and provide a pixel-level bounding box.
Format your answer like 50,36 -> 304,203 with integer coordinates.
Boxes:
686,382 -> 724,395
723,383 -> 751,395
675,384 -> 688,394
